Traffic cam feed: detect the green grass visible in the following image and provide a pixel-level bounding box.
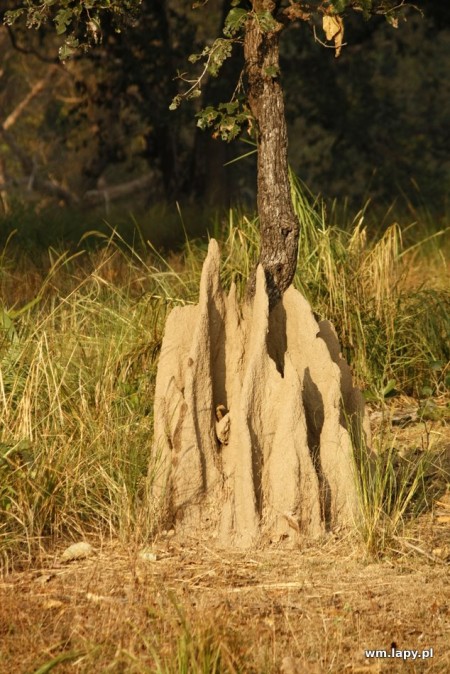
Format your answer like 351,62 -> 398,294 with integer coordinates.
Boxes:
0,179 -> 449,568
0,245 -> 169,568
354,428 -> 446,556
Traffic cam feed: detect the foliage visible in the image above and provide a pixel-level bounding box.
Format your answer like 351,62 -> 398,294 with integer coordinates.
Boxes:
3,0 -> 417,136
196,102 -> 250,142
0,241 -> 171,567
5,0 -> 142,58
284,10 -> 450,208
1,186 -> 449,566
169,0 -> 412,140
1,1 -> 449,211
0,1 -> 227,205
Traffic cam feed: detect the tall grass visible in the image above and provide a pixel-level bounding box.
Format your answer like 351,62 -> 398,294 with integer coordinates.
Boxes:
184,176 -> 449,396
290,175 -> 450,397
0,242 -> 194,570
0,181 -> 449,568
354,428 -> 447,556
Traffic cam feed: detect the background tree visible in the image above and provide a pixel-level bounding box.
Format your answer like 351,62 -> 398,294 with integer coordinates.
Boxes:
1,0 -> 245,218
283,4 -> 450,208
170,0 -> 418,303
2,1 -> 450,242
2,0 -> 446,549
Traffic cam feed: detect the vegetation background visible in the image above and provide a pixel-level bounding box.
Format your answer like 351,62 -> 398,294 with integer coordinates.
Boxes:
0,0 -> 450,247
0,2 -> 449,671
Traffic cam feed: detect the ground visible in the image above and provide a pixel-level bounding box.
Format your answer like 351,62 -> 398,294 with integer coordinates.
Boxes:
1,407 -> 449,674
1,534 -> 449,673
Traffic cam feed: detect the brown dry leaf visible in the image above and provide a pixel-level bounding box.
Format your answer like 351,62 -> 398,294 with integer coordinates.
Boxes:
323,15 -> 344,58
43,599 -> 64,609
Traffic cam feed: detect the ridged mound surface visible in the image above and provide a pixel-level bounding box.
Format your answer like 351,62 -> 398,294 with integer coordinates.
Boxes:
152,239 -> 368,547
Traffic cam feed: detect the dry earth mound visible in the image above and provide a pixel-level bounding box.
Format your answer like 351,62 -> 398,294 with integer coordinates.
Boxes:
152,240 -> 368,547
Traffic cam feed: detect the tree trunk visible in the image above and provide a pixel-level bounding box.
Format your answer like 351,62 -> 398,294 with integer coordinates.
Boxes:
244,4 -> 299,308
143,0 -> 182,200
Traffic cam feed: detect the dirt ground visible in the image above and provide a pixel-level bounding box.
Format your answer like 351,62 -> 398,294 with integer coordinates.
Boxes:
1,532 -> 449,674
1,409 -> 449,674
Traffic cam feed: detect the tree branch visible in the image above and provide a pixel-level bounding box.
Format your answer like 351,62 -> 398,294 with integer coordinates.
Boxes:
83,174 -> 153,207
2,67 -> 58,131
5,24 -> 59,64
0,127 -> 79,206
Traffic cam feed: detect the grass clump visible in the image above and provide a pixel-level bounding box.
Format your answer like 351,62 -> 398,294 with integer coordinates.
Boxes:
354,432 -> 447,556
289,176 -> 449,398
0,242 -> 192,570
0,180 -> 449,568
183,176 -> 449,398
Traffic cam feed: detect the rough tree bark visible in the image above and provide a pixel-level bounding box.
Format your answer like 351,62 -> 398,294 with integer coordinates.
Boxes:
245,1 -> 299,308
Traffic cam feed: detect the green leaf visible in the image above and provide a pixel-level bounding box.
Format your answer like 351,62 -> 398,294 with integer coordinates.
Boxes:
196,107 -> 220,129
58,36 -> 79,61
32,652 -> 84,674
186,88 -> 201,100
256,10 -> 278,33
223,8 -> 247,37
196,101 -> 248,142
0,305 -> 18,346
219,101 -> 239,114
202,106 -> 220,118
207,38 -> 232,77
54,8 -> 73,35
264,64 -> 279,78
329,0 -> 351,12
169,95 -> 182,111
4,9 -> 26,26
382,379 -> 397,398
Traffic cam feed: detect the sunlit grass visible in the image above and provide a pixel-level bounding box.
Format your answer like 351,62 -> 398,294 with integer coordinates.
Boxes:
0,181 -> 449,568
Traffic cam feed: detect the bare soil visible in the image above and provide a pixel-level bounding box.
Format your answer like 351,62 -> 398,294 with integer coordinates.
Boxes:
1,412 -> 449,674
1,533 -> 449,674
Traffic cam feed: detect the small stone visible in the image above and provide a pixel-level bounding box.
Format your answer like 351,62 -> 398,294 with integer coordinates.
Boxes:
61,542 -> 94,562
139,548 -> 158,562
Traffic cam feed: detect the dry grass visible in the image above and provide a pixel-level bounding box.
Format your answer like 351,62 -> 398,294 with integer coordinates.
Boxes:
1,528 -> 449,673
0,188 -> 449,671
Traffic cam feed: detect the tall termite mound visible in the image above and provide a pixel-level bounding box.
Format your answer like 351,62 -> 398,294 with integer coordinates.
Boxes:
152,240 -> 368,547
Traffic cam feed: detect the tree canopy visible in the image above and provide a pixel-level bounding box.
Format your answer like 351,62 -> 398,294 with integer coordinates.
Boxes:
1,0 -> 449,235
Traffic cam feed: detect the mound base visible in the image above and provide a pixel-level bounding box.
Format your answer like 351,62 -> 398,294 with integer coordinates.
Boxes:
151,240 -> 368,548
